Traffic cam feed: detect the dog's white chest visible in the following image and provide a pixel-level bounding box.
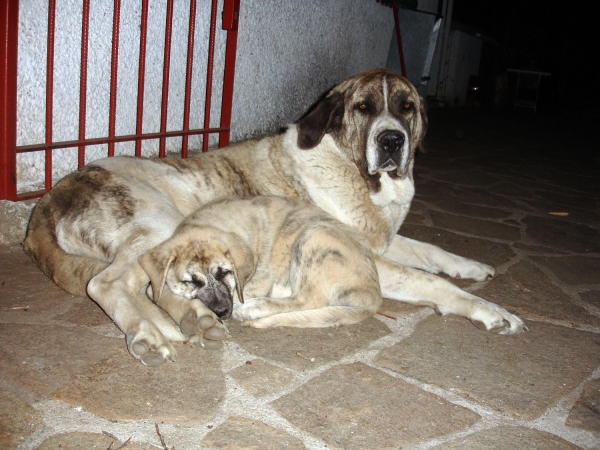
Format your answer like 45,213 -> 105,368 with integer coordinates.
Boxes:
370,173 -> 414,208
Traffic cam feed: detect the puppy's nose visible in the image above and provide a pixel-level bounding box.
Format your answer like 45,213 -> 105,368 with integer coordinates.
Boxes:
377,131 -> 405,153
214,305 -> 232,320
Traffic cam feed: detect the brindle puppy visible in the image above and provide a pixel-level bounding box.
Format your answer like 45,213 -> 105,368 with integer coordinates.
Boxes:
139,196 -> 381,334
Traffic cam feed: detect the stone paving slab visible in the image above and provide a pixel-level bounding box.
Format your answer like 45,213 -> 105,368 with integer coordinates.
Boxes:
566,378 -> 600,433
36,432 -> 148,450
0,389 -> 43,449
523,217 -> 600,254
202,417 -> 306,449
375,315 -> 600,419
430,426 -> 584,449
1,109 -> 599,449
475,261 -> 600,328
271,362 -> 480,449
53,345 -> 225,425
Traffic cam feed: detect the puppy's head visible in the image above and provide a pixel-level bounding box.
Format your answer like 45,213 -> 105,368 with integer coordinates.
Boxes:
138,227 -> 254,320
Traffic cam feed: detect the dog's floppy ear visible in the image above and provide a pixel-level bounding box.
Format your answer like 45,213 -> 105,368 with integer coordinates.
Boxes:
229,260 -> 245,304
415,96 -> 428,153
223,236 -> 255,304
138,246 -> 175,303
297,92 -> 343,150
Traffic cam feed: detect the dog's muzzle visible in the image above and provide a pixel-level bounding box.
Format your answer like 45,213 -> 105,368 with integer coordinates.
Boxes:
376,130 -> 405,172
197,277 -> 233,320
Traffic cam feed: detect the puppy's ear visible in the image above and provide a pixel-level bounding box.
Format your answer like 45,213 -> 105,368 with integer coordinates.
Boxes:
138,247 -> 175,303
297,92 -> 343,149
224,236 -> 255,304
415,96 -> 428,153
230,262 -> 245,304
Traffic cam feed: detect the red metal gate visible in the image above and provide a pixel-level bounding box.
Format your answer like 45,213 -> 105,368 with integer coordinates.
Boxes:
0,0 -> 240,201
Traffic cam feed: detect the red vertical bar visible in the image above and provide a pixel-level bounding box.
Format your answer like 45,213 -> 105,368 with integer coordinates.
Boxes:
219,0 -> 240,148
202,0 -> 218,153
181,0 -> 197,159
392,0 -> 406,78
159,0 -> 174,158
0,0 -> 19,201
45,0 -> 56,191
135,0 -> 149,157
107,0 -> 121,157
78,0 -> 90,168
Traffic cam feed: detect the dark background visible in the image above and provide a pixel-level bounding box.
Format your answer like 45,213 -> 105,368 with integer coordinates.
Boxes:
452,0 -> 598,111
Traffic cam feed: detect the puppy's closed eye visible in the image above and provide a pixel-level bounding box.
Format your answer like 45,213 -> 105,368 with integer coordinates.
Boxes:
215,267 -> 232,282
187,275 -> 205,288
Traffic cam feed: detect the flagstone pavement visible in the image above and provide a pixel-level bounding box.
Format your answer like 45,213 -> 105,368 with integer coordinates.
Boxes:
1,107 -> 599,449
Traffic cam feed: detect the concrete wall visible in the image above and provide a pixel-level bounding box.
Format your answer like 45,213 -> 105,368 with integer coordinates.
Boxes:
15,0 -> 395,194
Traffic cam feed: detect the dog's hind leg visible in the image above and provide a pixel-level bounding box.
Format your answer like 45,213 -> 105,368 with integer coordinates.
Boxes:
87,257 -> 183,366
375,255 -> 526,334
233,287 -> 381,328
153,287 -> 228,350
237,304 -> 376,328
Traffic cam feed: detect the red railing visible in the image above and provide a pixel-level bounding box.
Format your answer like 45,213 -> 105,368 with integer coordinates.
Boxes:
0,0 -> 240,201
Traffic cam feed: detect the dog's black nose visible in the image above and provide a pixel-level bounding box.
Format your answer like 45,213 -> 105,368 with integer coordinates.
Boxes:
214,306 -> 232,320
377,131 -> 405,153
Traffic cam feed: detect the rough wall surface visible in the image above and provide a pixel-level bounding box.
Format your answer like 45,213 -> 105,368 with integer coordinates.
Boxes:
15,0 -> 394,195
0,200 -> 35,245
230,0 -> 395,141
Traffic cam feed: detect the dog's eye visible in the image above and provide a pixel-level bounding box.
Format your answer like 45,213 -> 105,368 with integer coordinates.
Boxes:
215,268 -> 231,281
403,102 -> 413,111
189,275 -> 205,288
355,102 -> 368,112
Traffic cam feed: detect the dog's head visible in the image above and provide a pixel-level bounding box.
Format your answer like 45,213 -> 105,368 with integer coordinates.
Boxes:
138,227 -> 254,320
297,69 -> 427,191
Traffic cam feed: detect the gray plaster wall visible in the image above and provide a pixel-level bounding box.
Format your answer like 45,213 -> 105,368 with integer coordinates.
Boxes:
15,0 -> 395,195
231,1 -> 395,141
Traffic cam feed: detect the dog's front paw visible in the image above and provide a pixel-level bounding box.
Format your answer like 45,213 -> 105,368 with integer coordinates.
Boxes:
232,301 -> 263,322
181,309 -> 228,350
127,320 -> 177,366
469,301 -> 527,335
446,258 -> 495,281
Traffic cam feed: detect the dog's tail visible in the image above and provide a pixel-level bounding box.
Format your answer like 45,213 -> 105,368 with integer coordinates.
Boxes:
23,192 -> 108,298
242,306 -> 376,329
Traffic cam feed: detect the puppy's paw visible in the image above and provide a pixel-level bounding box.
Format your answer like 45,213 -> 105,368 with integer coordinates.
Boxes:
232,301 -> 263,322
127,320 -> 177,366
181,309 -> 228,350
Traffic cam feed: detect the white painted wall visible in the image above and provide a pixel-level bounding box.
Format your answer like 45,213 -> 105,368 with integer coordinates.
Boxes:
439,30 -> 482,105
15,0 -> 395,194
425,28 -> 482,105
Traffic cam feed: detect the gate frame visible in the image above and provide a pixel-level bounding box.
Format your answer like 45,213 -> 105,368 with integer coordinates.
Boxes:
0,0 -> 240,202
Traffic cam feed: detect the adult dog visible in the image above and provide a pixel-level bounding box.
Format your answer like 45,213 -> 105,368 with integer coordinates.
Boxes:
139,196 -> 381,333
24,69 -> 525,365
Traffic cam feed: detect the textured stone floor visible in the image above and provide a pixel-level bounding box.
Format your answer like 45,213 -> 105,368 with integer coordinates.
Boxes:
1,108 -> 599,449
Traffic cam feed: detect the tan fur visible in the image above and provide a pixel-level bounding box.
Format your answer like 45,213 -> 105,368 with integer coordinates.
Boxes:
141,196 -> 381,329
24,69 -> 525,365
